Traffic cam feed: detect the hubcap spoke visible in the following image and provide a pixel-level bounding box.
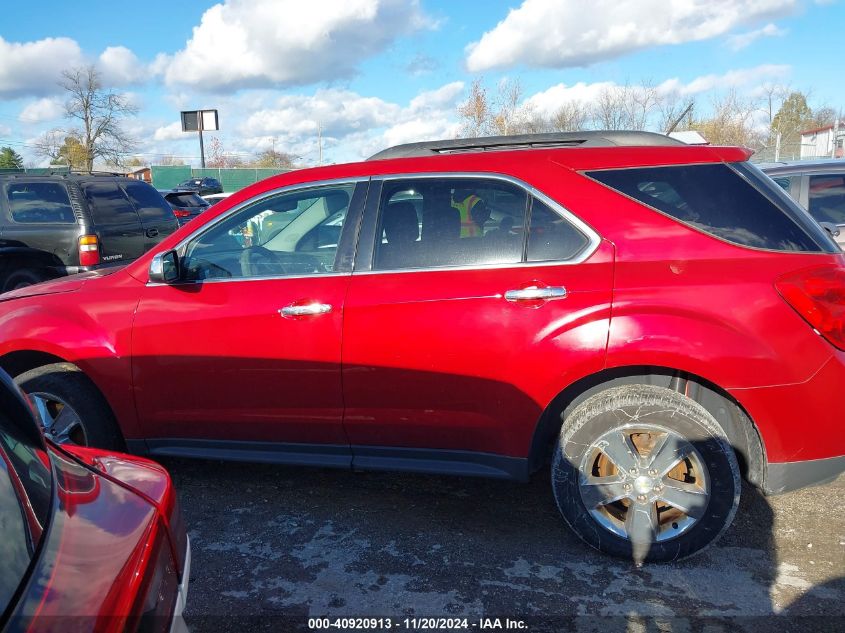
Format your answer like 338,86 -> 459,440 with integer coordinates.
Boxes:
49,405 -> 82,444
658,480 -> 708,519
598,431 -> 641,472
625,501 -> 658,544
646,432 -> 689,476
580,475 -> 627,509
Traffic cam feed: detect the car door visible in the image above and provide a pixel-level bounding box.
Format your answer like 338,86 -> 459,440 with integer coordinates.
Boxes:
131,179 -> 367,463
341,175 -> 614,477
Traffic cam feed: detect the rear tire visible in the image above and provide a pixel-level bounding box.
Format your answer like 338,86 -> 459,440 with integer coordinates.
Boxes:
552,384 -> 740,564
3,268 -> 50,292
15,363 -> 124,450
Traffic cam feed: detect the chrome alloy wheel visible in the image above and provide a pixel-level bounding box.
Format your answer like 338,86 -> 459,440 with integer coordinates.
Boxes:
30,391 -> 88,445
578,424 -> 710,545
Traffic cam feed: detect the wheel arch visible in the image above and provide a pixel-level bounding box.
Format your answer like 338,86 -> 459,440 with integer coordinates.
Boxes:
529,365 -> 767,488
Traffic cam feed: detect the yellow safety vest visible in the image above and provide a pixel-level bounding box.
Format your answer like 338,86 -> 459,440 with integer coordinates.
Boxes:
452,194 -> 482,237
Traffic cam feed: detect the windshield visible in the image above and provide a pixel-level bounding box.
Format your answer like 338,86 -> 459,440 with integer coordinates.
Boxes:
0,413 -> 52,615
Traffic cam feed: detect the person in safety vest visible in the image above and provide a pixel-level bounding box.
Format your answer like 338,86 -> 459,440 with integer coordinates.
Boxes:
451,189 -> 489,237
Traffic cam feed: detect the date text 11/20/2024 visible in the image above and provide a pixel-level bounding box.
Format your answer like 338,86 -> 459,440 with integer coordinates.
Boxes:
308,618 -> 528,630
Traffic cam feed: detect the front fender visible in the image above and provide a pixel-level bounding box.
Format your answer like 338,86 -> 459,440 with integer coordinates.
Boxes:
0,281 -> 143,439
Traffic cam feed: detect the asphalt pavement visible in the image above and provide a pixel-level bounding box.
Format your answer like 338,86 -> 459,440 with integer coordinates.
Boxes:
164,457 -> 844,632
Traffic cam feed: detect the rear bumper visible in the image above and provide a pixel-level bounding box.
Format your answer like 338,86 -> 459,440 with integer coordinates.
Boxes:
765,455 -> 845,494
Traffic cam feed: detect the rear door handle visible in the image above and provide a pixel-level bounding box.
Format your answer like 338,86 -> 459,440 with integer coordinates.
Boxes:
279,302 -> 332,318
145,228 -> 159,238
504,286 -> 567,302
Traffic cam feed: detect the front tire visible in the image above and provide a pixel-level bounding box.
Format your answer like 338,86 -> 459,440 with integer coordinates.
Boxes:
15,363 -> 124,450
552,384 -> 740,564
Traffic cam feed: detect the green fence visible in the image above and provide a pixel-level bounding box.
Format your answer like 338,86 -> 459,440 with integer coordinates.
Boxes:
151,166 -> 291,192
0,167 -> 71,175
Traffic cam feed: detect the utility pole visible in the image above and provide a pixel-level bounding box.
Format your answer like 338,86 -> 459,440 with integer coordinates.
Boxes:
317,121 -> 323,166
775,131 -> 781,162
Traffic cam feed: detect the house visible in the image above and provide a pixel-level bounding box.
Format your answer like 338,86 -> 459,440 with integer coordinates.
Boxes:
800,122 -> 845,159
129,167 -> 152,183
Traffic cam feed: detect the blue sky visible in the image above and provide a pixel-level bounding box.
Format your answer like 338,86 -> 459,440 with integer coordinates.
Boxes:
0,0 -> 842,166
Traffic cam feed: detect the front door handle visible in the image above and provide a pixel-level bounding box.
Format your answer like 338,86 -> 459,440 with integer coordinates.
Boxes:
504,286 -> 567,302
279,302 -> 332,318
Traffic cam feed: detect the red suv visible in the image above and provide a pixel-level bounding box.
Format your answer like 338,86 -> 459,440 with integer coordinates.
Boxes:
1,132 -> 842,563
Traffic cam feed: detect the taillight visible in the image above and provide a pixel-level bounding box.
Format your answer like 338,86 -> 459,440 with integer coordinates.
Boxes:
776,265 -> 845,350
78,234 -> 100,266
131,522 -> 180,633
172,208 -> 191,218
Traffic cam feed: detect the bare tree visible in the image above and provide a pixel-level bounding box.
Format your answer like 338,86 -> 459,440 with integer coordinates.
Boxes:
693,90 -> 764,148
591,86 -> 629,129
252,148 -> 296,169
491,78 -> 524,135
59,65 -> 137,170
550,101 -> 589,132
457,79 -> 493,137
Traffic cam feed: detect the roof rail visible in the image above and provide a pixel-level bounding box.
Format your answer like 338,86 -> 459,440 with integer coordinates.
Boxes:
367,131 -> 685,161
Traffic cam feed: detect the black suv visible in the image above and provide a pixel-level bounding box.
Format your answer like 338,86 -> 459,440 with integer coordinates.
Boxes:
175,177 -> 223,196
0,174 -> 178,292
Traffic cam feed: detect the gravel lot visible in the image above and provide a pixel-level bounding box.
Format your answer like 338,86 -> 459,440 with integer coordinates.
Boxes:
165,457 -> 844,632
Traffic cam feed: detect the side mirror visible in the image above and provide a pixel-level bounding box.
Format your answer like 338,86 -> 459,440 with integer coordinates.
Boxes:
149,250 -> 180,283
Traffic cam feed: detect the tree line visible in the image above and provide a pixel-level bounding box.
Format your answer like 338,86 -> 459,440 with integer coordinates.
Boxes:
456,78 -> 840,161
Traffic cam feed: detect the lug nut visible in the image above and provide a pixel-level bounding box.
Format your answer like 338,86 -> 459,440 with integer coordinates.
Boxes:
637,495 -> 647,502
629,468 -> 638,475
623,483 -> 632,491
649,469 -> 658,476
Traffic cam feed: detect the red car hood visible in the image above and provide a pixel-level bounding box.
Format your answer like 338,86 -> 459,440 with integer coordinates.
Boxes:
0,268 -> 124,302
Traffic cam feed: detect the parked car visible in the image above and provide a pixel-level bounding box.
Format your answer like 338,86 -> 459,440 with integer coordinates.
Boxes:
0,173 -> 178,292
201,192 -> 233,206
175,177 -> 223,196
0,132 -> 843,564
762,160 -> 845,249
0,368 -> 189,632
160,189 -> 211,226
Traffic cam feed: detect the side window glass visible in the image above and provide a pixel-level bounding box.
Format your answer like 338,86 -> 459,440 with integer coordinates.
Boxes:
182,184 -> 355,281
808,175 -> 845,225
771,176 -> 792,192
527,198 -> 590,262
374,178 -> 526,270
6,182 -> 75,224
122,181 -> 174,224
83,182 -> 140,226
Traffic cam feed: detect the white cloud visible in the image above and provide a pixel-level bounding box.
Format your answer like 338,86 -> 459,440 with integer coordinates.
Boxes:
727,23 -> 787,50
0,124 -> 11,137
465,0 -> 797,71
18,97 -> 64,124
0,36 -> 84,98
230,82 -> 464,163
154,122 -> 185,142
657,64 -> 791,95
523,81 -> 618,117
162,0 -> 432,92
98,46 -> 149,85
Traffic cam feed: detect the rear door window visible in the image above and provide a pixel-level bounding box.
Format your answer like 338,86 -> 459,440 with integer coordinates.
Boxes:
527,198 -> 591,262
6,182 -> 75,224
808,174 -> 845,225
373,178 -> 528,270
588,163 -> 825,252
122,181 -> 176,225
83,181 -> 142,227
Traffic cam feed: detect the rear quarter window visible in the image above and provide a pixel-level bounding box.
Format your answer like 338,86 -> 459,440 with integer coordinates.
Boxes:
587,163 -> 825,252
6,182 -> 75,224
82,181 -> 141,226
122,181 -> 176,223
